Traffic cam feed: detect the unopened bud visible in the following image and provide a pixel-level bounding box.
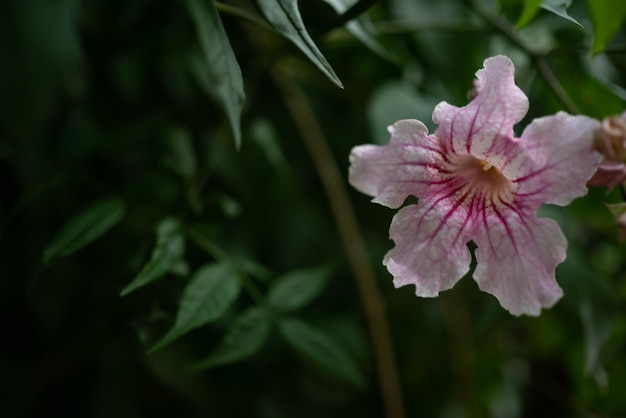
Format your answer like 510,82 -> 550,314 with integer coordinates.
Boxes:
587,161 -> 626,190
593,112 -> 626,161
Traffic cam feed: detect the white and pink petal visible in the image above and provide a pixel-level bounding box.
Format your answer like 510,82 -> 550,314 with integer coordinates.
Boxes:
384,199 -> 473,297
348,119 -> 445,209
432,56 -> 529,158
472,210 -> 566,316
512,112 -> 602,208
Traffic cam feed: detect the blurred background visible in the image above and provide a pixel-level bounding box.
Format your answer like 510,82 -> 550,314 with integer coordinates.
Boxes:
1,0 -> 626,417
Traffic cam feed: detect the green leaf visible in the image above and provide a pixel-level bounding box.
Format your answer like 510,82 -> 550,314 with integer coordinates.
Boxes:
121,218 -> 186,296
278,317 -> 365,388
43,197 -> 126,264
367,81 -> 439,144
587,0 -> 626,53
189,307 -> 272,371
516,0 -> 542,29
540,0 -> 583,28
149,262 -> 241,353
267,264 -> 332,312
257,0 -> 343,88
164,127 -> 196,180
185,0 -> 245,148
231,255 -> 274,281
320,0 -> 399,63
580,302 -> 613,387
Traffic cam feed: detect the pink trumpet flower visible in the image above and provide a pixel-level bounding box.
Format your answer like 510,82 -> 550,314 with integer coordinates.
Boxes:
349,56 -> 601,316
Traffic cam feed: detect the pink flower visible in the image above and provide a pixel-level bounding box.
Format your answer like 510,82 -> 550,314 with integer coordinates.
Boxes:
349,55 -> 601,316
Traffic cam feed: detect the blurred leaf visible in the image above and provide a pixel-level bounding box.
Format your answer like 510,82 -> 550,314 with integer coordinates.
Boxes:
549,56 -> 625,118
321,0 -> 399,63
250,118 -> 289,173
367,80 -> 438,144
278,317 -> 366,388
43,197 -> 126,264
587,0 -> 626,53
150,262 -> 241,353
257,0 -> 343,88
516,0 -> 542,29
164,127 -> 197,180
540,0 -> 582,28
267,264 -> 333,312
121,218 -> 186,296
188,225 -> 274,281
214,194 -> 242,218
580,302 -> 612,387
190,307 -> 272,370
186,0 -> 245,148
344,20 -> 399,63
232,255 -> 274,281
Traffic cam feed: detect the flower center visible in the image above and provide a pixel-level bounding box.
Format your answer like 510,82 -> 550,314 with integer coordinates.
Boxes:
479,160 -> 500,174
448,156 -> 515,206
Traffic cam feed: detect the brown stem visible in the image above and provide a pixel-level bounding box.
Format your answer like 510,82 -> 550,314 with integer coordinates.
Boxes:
271,72 -> 405,418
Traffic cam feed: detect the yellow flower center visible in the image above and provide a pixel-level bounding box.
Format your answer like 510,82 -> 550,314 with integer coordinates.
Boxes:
480,160 -> 502,175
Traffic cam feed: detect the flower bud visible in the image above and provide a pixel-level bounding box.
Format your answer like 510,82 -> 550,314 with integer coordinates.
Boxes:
588,112 -> 626,190
593,112 -> 626,161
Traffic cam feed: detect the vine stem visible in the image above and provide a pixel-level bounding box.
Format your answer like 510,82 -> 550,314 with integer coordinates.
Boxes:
271,72 -> 405,418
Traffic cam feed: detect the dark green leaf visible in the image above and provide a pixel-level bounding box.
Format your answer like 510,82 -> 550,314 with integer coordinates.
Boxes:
189,307 -> 272,371
257,0 -> 343,88
516,0 -> 542,29
185,0 -> 245,148
367,81 -> 438,144
164,127 -> 196,180
540,0 -> 582,28
121,218 -> 186,296
43,197 -> 126,264
149,262 -> 241,353
268,264 -> 332,312
232,255 -> 274,281
249,118 -> 289,173
580,302 -> 612,387
321,0 -> 399,63
587,0 -> 626,53
278,317 -> 365,388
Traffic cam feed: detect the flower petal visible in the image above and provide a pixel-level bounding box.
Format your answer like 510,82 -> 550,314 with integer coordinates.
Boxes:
384,201 -> 472,296
473,211 -> 566,316
432,55 -> 528,157
348,119 -> 444,209
511,113 -> 602,207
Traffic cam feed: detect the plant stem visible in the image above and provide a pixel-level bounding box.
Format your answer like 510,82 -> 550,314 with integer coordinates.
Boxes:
271,72 -> 405,418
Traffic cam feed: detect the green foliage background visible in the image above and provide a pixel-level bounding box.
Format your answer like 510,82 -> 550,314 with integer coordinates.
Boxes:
1,0 -> 626,417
